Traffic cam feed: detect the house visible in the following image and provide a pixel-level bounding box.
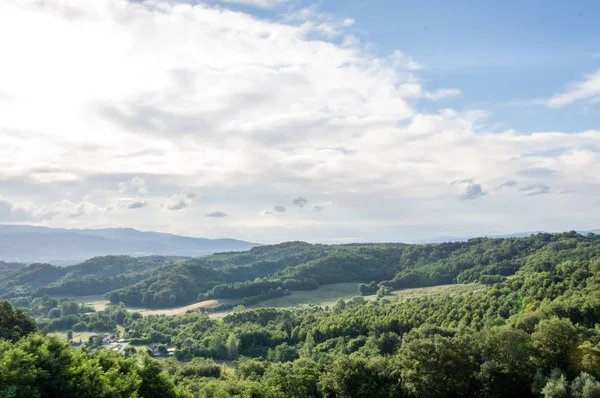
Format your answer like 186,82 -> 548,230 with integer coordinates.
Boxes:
147,343 -> 176,356
101,334 -> 118,344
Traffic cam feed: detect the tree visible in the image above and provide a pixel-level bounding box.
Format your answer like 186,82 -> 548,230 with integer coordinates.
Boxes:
235,358 -> 266,380
301,332 -> 315,359
541,369 -> 569,398
478,326 -> 534,397
158,344 -> 168,355
268,343 -> 299,363
263,359 -> 320,398
571,372 -> 600,398
334,298 -> 346,313
397,332 -> 480,397
532,318 -> 579,372
67,330 -> 73,341
319,356 -> 398,398
137,355 -> 180,398
226,333 -> 240,359
0,300 -> 37,342
124,346 -> 137,358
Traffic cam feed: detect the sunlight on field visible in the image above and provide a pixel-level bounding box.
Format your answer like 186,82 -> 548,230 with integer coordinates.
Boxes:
135,299 -> 222,317
53,331 -> 100,343
365,283 -> 487,302
54,295 -> 109,311
253,283 -> 361,309
57,283 -> 486,321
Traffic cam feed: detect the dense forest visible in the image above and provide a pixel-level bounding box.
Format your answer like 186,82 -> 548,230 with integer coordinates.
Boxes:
2,232 -> 600,396
108,232 -> 600,309
0,255 -> 181,299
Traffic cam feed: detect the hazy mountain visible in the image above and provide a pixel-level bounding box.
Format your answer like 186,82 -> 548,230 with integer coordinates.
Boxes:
0,225 -> 260,265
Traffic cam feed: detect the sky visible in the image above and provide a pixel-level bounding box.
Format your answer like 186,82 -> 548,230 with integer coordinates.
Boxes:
0,0 -> 599,244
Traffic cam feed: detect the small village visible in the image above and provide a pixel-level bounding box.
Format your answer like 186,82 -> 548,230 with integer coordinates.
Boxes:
69,334 -> 177,357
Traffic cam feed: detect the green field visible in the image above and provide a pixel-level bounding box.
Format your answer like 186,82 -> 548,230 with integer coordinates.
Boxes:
250,283 -> 361,309
59,283 -> 486,320
364,283 -> 487,302
53,331 -> 103,343
54,295 -> 110,311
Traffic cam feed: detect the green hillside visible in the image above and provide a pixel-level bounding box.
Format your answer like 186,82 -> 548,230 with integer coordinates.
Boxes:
108,232 -> 600,309
0,256 -> 180,299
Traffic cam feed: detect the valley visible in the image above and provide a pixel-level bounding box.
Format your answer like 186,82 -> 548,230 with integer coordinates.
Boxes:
3,231 -> 600,397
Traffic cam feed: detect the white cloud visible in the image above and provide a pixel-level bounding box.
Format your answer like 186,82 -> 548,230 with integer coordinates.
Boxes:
118,177 -> 148,194
547,69 -> 600,108
424,88 -> 462,100
217,0 -> 287,8
0,198 -> 56,222
292,197 -> 308,207
127,200 -> 147,209
163,191 -> 196,211
0,0 -> 599,242
261,205 -> 286,215
452,180 -> 487,200
389,51 -> 423,71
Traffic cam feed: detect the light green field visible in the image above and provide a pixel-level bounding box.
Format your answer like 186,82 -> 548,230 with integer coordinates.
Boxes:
53,331 -> 103,343
365,283 -> 486,302
134,299 -> 226,317
54,295 -> 110,311
58,283 -> 486,321
250,283 -> 361,309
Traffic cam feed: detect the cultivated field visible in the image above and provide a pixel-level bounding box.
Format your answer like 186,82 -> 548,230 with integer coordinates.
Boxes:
59,283 -> 486,320
249,283 -> 360,309
364,283 -> 486,302
56,294 -> 109,311
134,299 -> 223,317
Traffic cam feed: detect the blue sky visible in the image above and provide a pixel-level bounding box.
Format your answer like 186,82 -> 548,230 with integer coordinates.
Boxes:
0,0 -> 599,243
299,0 -> 600,132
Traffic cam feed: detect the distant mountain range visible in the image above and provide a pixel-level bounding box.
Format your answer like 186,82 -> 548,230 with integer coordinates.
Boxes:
0,225 -> 260,265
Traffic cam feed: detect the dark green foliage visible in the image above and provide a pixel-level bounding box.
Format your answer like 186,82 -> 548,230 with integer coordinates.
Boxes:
108,232 -> 600,309
0,255 -> 179,299
0,300 -> 37,342
0,301 -> 184,397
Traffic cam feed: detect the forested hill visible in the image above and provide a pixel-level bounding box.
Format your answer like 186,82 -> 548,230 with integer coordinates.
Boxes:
107,232 -> 600,308
0,261 -> 25,273
0,255 -> 181,299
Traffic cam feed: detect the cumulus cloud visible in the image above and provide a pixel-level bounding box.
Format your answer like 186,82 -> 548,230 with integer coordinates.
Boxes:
517,167 -> 555,177
424,88 -> 462,100
453,180 -> 487,200
547,69 -> 600,108
0,1 -> 599,241
118,177 -> 148,195
217,0 -> 287,8
520,184 -> 552,196
127,200 -> 147,209
0,198 -> 58,222
292,197 -> 308,207
497,180 -> 517,190
206,211 -> 228,218
261,205 -> 286,215
389,51 -> 423,71
312,205 -> 324,212
163,191 -> 196,211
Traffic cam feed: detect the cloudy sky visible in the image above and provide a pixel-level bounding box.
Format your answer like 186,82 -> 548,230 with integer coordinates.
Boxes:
1,0 -> 599,243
